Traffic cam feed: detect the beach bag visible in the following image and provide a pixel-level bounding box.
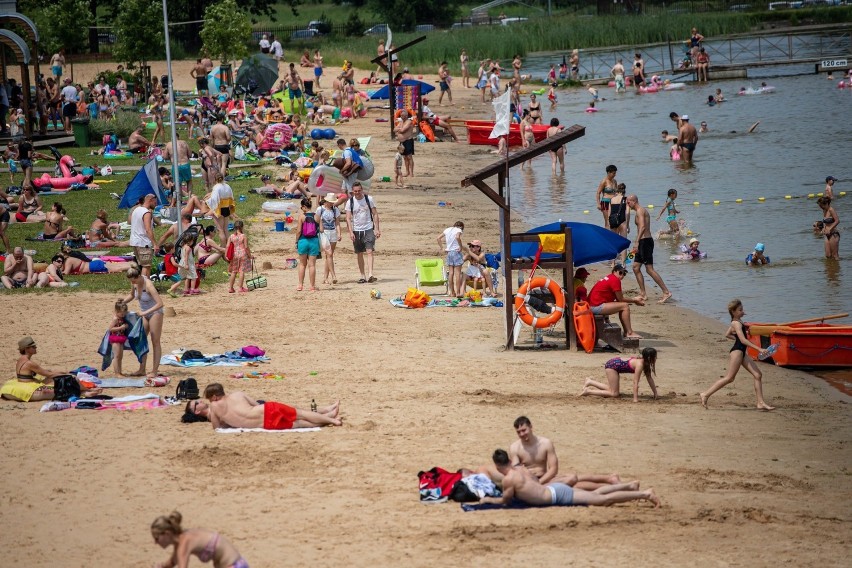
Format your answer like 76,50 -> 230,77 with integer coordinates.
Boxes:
246,261 -> 267,291
418,467 -> 462,503
404,288 -> 431,309
180,350 -> 205,363
449,480 -> 480,503
176,377 -> 199,400
241,345 -> 265,358
301,213 -> 318,238
234,144 -> 246,161
53,374 -> 81,402
225,240 -> 235,261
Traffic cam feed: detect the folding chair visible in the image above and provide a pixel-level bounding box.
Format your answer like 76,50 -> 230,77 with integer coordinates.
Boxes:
414,258 -> 449,296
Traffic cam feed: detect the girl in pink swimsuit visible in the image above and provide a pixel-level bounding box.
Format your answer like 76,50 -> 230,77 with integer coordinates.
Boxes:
151,511 -> 249,568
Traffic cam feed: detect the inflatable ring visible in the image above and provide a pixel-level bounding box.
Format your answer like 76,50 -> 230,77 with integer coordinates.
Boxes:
394,108 -> 416,120
514,276 -> 565,328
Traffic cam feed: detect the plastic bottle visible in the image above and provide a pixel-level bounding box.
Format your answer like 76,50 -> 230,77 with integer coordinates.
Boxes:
535,328 -> 543,346
381,176 -> 391,182
311,399 -> 317,413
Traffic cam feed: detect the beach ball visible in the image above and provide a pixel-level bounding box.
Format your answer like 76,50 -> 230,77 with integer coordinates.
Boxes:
322,128 -> 336,139
310,128 -> 323,139
370,289 -> 382,300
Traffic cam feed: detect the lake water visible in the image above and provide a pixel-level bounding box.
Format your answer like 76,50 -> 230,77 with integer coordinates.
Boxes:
501,65 -> 852,326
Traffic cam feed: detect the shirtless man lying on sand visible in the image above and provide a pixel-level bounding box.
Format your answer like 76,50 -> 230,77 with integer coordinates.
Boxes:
187,383 -> 342,429
479,449 -> 660,508
474,416 -> 620,490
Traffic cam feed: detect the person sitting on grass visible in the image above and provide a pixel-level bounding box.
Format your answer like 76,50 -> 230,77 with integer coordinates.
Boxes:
128,125 -> 151,153
2,247 -> 35,289
42,201 -> 75,240
195,225 -> 227,268
151,511 -> 248,568
477,449 -> 660,508
87,208 -> 123,247
35,253 -> 78,288
186,382 -> 342,430
1,336 -> 101,401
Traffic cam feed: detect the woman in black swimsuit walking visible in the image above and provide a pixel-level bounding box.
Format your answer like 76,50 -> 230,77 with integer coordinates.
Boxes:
700,299 -> 775,411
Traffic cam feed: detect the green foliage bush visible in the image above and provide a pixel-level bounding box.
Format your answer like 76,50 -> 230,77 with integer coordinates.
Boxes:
87,111 -> 142,140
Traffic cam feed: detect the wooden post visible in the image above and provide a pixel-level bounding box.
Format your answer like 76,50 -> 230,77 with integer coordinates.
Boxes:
20,63 -> 32,137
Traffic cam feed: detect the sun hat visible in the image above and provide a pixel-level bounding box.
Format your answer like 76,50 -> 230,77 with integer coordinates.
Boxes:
574,267 -> 590,279
826,176 -> 837,182
755,243 -> 765,252
324,192 -> 337,203
689,238 -> 700,245
681,114 -> 689,120
18,336 -> 36,350
468,240 -> 482,247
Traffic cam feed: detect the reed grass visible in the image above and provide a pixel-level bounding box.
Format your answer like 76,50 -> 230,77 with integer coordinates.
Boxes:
315,8 -> 852,72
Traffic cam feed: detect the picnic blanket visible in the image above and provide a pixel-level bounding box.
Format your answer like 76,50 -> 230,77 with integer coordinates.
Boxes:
160,354 -> 269,367
216,427 -> 321,434
390,298 -> 503,309
461,500 -> 587,511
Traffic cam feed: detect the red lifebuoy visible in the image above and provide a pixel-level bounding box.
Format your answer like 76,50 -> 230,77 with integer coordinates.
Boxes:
514,276 -> 565,328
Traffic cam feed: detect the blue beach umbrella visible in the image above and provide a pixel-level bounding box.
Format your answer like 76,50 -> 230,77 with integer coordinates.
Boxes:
207,66 -> 226,94
368,79 -> 436,100
511,221 -> 630,267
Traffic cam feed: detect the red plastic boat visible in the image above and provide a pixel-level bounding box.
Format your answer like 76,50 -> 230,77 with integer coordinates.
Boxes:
746,322 -> 852,368
465,120 -> 550,146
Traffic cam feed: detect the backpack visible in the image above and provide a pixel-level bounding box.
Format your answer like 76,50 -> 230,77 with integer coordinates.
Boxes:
53,374 -> 81,402
175,377 -> 199,400
417,467 -> 462,503
301,213 -> 318,238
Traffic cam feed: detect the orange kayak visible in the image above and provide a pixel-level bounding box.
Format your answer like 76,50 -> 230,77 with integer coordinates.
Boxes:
746,322 -> 852,367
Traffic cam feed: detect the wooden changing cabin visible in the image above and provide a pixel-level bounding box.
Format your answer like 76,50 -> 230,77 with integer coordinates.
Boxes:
460,125 -> 585,350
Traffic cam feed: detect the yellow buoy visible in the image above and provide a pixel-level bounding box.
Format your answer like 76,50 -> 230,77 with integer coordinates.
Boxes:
758,197 -> 766,201
817,193 -> 823,197
693,201 -> 700,206
583,210 -> 589,214
647,204 -> 654,209
840,191 -> 847,196
263,217 -> 272,222
784,195 -> 792,199
808,193 -> 815,198
713,200 -> 720,205
735,198 -> 743,203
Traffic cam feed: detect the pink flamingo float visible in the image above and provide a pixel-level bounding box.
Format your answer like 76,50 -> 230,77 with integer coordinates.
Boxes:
32,148 -> 93,191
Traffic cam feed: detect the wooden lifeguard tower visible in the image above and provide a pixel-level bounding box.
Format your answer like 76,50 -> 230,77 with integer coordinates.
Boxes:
461,125 -> 586,350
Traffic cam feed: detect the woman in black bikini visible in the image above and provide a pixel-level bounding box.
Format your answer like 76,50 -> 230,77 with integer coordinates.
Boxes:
607,183 -> 630,263
817,196 -> 840,260
15,185 -> 43,223
527,94 -> 542,124
42,201 -> 75,240
700,299 -> 775,411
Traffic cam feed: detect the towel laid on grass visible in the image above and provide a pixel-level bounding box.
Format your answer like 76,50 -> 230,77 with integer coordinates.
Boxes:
216,427 -> 321,434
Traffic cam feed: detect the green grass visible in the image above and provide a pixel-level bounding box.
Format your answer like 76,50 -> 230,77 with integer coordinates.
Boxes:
6,133 -> 275,294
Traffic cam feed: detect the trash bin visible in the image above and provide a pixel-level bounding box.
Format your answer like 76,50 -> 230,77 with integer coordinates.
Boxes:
71,118 -> 90,147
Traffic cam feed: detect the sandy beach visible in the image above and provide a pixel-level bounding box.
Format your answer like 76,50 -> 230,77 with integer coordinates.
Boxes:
1,61 -> 850,567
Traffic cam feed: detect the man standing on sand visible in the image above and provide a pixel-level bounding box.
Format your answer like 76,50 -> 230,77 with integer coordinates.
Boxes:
129,194 -> 157,277
479,450 -> 660,509
210,114 -> 231,174
188,383 -> 342,430
508,416 -> 621,490
395,113 -> 415,179
162,137 -> 194,194
678,114 -> 698,162
346,182 -> 380,284
191,59 -> 208,95
626,194 -> 672,304
611,58 -> 626,93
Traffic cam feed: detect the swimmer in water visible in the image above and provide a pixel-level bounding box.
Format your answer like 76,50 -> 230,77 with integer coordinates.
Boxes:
747,243 -> 769,266
661,130 -> 677,143
699,121 -> 709,133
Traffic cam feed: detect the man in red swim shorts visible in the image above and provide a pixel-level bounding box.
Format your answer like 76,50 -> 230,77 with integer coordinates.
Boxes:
186,383 -> 341,430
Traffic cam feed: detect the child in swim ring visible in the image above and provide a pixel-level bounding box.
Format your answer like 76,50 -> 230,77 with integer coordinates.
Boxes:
747,243 -> 769,266
687,238 -> 701,259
